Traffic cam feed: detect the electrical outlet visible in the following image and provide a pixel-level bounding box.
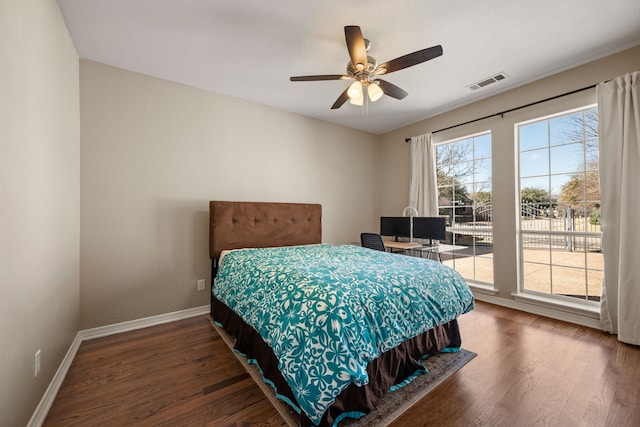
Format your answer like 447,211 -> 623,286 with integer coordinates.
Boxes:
197,279 -> 206,291
34,349 -> 41,377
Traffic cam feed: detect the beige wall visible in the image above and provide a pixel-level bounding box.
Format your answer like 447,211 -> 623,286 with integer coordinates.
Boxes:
0,0 -> 80,426
378,45 -> 640,311
79,60 -> 379,328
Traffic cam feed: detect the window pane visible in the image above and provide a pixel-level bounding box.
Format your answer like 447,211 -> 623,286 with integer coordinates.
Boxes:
520,148 -> 549,177
475,255 -> 494,283
438,185 -> 455,202
475,158 -> 491,182
552,245 -> 586,268
520,177 -> 551,203
455,139 -> 474,162
474,230 -> 493,246
586,140 -> 599,163
550,112 -> 584,145
584,108 -> 599,139
551,266 -> 586,297
522,242 -> 551,262
473,183 -> 492,202
520,176 -> 549,192
474,181 -> 492,194
454,260 -> 475,280
520,121 -> 548,151
460,180 -> 474,195
551,173 -> 578,200
439,205 -> 453,217
436,144 -> 452,164
550,143 -> 584,175
587,268 -> 603,300
454,159 -> 474,179
523,262 -> 551,293
474,134 -> 491,159
475,207 -> 492,225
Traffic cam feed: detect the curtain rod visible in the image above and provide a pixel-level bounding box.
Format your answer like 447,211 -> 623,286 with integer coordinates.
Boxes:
404,83 -> 597,142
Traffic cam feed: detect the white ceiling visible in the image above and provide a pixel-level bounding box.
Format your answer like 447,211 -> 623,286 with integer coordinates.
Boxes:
56,0 -> 640,135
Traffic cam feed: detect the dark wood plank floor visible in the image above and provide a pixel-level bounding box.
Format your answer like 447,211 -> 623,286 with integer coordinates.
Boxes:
44,301 -> 640,426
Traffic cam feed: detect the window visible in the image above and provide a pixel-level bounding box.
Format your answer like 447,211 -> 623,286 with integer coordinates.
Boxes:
436,132 -> 493,284
517,106 -> 602,303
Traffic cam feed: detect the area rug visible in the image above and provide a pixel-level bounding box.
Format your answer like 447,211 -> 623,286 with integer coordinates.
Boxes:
209,318 -> 476,426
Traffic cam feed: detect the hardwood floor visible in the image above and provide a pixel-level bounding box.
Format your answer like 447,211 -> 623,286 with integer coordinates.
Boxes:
391,302 -> 640,427
44,316 -> 286,426
44,301 -> 640,426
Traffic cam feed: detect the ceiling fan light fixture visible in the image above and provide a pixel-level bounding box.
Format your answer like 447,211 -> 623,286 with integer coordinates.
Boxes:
349,92 -> 364,106
347,80 -> 363,100
367,82 -> 383,102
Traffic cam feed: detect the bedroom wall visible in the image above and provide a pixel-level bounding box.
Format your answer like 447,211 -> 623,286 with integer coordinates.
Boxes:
377,44 -> 640,317
79,60 -> 378,329
0,1 -> 80,426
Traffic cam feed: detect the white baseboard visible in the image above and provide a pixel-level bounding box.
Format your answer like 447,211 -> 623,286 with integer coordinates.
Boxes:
27,332 -> 83,427
27,305 -> 209,427
79,305 -> 209,341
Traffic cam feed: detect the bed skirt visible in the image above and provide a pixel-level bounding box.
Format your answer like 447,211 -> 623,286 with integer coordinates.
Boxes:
211,296 -> 461,426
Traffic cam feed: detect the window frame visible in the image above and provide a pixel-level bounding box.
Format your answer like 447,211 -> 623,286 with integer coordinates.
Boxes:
435,130 -> 494,286
515,104 -> 602,307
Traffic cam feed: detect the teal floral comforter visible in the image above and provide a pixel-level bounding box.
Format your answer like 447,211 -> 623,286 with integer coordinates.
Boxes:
213,244 -> 474,425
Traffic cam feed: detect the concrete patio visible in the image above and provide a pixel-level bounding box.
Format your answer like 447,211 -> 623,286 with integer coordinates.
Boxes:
440,247 -> 603,300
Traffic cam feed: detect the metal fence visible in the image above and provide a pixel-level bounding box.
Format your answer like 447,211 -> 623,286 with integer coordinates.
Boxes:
439,202 -> 602,252
520,203 -> 602,252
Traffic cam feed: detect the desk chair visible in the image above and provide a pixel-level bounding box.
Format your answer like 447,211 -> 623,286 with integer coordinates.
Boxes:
360,233 -> 386,252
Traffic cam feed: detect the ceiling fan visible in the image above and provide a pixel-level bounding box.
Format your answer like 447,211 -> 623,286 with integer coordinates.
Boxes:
290,25 -> 443,109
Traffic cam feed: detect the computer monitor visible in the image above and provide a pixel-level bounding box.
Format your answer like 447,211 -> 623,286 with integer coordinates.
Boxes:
412,217 -> 447,241
380,217 -> 411,239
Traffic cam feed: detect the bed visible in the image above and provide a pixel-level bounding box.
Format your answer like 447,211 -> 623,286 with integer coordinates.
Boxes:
209,201 -> 474,426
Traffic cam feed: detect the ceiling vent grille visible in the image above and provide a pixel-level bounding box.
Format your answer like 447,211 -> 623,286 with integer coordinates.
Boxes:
468,72 -> 508,91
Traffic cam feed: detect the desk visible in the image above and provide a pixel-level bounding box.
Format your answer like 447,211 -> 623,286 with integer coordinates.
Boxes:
383,241 -> 422,252
409,244 -> 468,262
382,241 -> 467,262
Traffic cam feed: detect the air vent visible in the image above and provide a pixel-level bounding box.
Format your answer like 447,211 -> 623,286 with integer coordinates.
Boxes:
468,72 -> 508,91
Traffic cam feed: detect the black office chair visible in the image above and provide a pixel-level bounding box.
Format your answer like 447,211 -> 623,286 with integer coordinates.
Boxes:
360,233 -> 386,252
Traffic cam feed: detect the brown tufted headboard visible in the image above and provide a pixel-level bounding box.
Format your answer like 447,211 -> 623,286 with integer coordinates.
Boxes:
209,201 -> 322,260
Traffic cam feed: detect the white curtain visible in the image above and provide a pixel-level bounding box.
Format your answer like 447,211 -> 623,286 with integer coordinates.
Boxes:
597,71 -> 640,345
409,133 -> 438,216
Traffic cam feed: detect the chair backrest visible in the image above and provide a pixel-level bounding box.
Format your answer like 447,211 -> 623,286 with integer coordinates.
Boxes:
360,233 -> 386,252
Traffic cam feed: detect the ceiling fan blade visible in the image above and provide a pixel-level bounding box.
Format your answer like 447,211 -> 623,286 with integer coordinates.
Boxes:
331,87 -> 350,109
377,79 -> 408,100
376,45 -> 443,75
344,26 -> 368,69
290,74 -> 348,82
